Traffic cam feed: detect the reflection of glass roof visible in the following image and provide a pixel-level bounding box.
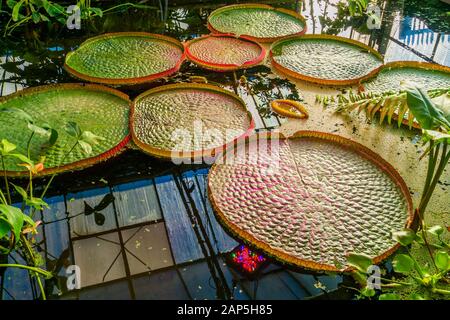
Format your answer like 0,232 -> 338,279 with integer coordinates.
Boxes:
2,166 -> 342,300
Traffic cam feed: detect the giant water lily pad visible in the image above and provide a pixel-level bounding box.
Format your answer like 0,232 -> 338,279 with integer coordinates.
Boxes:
208,131 -> 414,271
270,35 -> 384,85
131,83 -> 254,160
361,61 -> 450,94
65,32 -> 185,85
0,84 -> 130,176
185,34 -> 266,71
207,4 -> 307,42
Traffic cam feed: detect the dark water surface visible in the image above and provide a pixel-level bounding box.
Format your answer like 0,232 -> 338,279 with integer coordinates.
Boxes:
0,0 -> 448,300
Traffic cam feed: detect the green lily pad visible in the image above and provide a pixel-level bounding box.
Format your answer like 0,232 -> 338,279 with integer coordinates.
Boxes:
361,61 -> 450,94
208,4 -> 306,42
208,131 -> 414,271
0,84 -> 130,176
65,32 -> 185,85
270,34 -> 384,85
131,83 -> 254,161
185,34 -> 265,71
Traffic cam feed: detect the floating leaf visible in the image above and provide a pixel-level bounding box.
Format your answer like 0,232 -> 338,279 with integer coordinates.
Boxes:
208,132 -> 413,271
0,84 -> 130,176
185,34 -> 265,71
270,35 -> 383,85
65,32 -> 184,85
132,83 -> 254,161
208,4 -> 306,42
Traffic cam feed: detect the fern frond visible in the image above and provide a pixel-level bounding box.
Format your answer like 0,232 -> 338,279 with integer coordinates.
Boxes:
330,88 -> 450,129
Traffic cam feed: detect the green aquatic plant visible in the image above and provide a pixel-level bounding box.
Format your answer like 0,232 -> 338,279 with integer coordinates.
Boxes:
270,34 -> 383,85
207,3 -> 307,42
347,226 -> 449,300
2,0 -> 154,36
325,88 -> 449,129
0,84 -> 130,175
208,131 -> 414,272
345,86 -> 450,300
0,118 -> 104,300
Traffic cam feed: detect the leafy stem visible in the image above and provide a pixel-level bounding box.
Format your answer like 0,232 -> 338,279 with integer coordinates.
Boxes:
0,264 -> 52,278
0,155 -> 11,204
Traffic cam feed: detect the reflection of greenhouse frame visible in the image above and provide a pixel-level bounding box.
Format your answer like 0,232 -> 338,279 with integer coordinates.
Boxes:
64,32 -> 185,85
184,34 -> 266,72
208,131 -> 414,272
130,83 -> 255,161
207,3 -> 307,43
0,83 -> 131,177
270,34 -> 384,85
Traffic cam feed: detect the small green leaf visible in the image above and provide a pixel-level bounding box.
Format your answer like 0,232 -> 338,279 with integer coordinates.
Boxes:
65,121 -> 82,138
379,293 -> 400,300
0,204 -> 24,241
12,0 -> 24,21
31,11 -> 41,23
89,7 -> 103,17
361,286 -> 375,297
7,0 -> 18,10
0,139 -> 17,155
26,197 -> 49,211
347,253 -> 373,273
409,293 -> 426,300
392,229 -> 416,246
12,183 -> 28,201
78,140 -> 92,155
22,213 -> 35,227
392,254 -> 414,274
427,225 -> 445,236
40,13 -> 50,22
80,131 -> 105,146
0,219 -> 10,238
9,153 -> 33,165
434,251 -> 449,271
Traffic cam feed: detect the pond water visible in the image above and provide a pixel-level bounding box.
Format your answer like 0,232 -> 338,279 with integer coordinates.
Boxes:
0,0 -> 449,300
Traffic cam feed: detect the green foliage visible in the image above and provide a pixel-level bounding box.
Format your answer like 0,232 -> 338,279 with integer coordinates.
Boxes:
347,0 -> 369,17
0,120 -> 104,299
392,254 -> 415,274
392,229 -> 416,246
2,1 -> 156,36
347,227 -> 450,300
379,293 -> 400,300
322,87 -> 449,130
347,252 -> 373,273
